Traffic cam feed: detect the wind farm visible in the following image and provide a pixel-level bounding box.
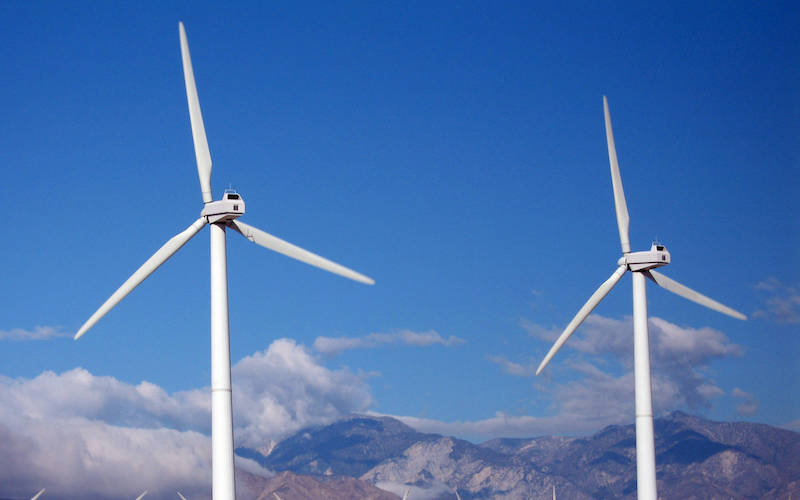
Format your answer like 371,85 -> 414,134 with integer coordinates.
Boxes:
1,3 -> 797,500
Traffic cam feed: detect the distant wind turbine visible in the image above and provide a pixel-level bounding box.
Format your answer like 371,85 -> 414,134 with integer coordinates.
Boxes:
134,491 -> 148,500
535,96 -> 746,500
73,22 -> 373,500
177,493 -> 188,500
30,489 -> 45,500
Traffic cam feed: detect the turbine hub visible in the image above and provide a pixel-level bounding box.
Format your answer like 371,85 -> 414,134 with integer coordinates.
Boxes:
201,189 -> 245,224
623,243 -> 670,272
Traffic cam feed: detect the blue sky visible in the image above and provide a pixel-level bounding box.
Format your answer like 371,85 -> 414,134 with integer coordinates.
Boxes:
1,2 -> 798,498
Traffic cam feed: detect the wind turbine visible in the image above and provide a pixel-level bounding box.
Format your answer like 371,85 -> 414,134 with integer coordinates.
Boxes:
74,22 -> 373,500
535,96 -> 746,500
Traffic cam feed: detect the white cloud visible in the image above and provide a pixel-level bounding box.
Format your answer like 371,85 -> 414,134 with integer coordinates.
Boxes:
387,356 -> 731,442
487,314 -> 744,435
783,419 -> 800,432
754,277 -> 782,292
0,368 -> 209,433
731,387 -> 759,416
0,325 -> 68,341
231,338 -> 373,447
487,355 -> 536,377
313,329 -> 465,356
0,410 -> 221,500
753,278 -> 800,324
388,412 -> 593,440
0,338 -> 372,500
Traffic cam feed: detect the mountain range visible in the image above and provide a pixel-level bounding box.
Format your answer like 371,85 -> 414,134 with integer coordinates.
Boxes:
235,412 -> 799,499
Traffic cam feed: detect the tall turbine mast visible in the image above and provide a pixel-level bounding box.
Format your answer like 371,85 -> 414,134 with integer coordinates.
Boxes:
536,96 -> 746,500
74,23 -> 373,500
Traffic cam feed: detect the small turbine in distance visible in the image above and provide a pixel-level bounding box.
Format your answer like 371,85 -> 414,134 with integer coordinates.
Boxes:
535,96 -> 746,500
73,22 -> 373,500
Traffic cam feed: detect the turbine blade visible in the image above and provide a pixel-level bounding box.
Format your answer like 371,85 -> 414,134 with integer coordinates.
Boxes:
229,220 -> 375,285
272,493 -> 282,500
179,22 -> 213,204
135,491 -> 148,500
402,487 -> 411,500
536,265 -> 627,375
645,270 -> 747,320
604,96 -> 630,254
31,489 -> 46,500
177,493 -> 188,500
456,490 -> 462,500
75,217 -> 208,339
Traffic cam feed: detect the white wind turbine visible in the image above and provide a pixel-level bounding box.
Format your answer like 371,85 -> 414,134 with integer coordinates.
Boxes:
74,22 -> 373,500
535,96 -> 746,500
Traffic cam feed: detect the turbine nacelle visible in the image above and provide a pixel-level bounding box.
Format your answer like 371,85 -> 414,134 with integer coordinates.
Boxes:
201,189 -> 245,224
619,243 -> 670,272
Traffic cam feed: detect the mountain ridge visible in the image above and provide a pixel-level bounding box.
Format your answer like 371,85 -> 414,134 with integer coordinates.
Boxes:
238,411 -> 799,499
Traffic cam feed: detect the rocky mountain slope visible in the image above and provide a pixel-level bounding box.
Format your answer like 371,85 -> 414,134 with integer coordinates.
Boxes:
241,470 -> 399,500
238,412 -> 800,499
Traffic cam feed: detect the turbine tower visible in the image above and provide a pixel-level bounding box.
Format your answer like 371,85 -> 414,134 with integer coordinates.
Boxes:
536,96 -> 746,500
74,22 -> 373,500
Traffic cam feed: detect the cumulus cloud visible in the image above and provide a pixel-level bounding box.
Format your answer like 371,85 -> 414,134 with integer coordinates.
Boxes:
0,339 -> 372,500
0,368 -> 209,433
753,277 -> 800,323
0,412 -> 225,500
0,325 -> 68,341
313,329 -> 465,356
232,338 -> 373,447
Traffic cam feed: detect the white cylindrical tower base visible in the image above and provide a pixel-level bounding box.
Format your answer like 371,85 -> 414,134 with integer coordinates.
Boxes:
210,223 -> 236,500
632,271 -> 657,500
